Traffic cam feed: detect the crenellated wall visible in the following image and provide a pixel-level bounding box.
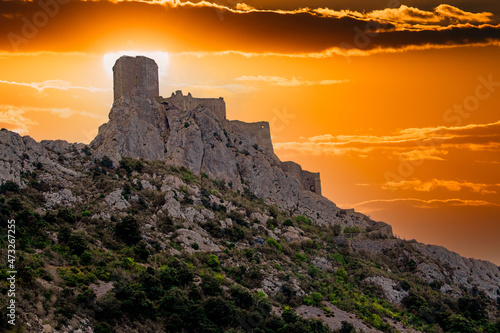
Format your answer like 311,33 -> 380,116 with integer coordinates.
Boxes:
159,90 -> 226,121
113,56 -> 159,101
281,161 -> 322,195
227,120 -> 274,153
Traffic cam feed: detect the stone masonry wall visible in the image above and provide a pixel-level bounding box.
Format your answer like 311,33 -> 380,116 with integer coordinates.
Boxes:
113,56 -> 159,101
159,91 -> 226,121
227,120 -> 274,153
281,161 -> 322,195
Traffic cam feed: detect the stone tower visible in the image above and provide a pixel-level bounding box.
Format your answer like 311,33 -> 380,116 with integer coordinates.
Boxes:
113,56 -> 159,101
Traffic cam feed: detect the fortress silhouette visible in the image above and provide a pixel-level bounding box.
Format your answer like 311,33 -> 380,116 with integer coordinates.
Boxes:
110,55 -> 322,195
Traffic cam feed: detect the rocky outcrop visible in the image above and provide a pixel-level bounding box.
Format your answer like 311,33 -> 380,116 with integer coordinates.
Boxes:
91,94 -> 168,163
364,276 -> 409,304
352,239 -> 500,300
0,128 -> 82,187
91,56 -> 371,226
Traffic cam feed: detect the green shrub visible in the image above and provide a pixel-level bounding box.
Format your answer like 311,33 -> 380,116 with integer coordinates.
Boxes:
67,232 -> 88,255
230,286 -> 254,309
80,251 -> 92,265
266,238 -> 283,252
303,292 -> 322,306
201,274 -> 223,297
295,215 -> 310,225
344,226 -> 360,234
207,254 -> 220,267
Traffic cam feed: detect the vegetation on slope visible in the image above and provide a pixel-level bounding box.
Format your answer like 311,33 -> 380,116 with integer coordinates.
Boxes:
0,156 -> 499,333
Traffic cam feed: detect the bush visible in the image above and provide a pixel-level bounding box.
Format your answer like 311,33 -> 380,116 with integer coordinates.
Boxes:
0,180 -> 20,194
201,274 -> 223,297
303,292 -> 323,306
332,224 -> 342,236
343,226 -> 360,234
67,232 -> 88,255
7,197 -> 22,211
119,158 -> 143,174
266,238 -> 283,252
207,254 -> 220,267
80,251 -> 92,265
134,240 -> 150,262
204,296 -> 234,326
230,286 -> 254,309
339,321 -> 355,333
100,156 -> 113,168
160,259 -> 194,288
295,215 -> 310,225
58,208 -> 76,224
115,215 -> 142,245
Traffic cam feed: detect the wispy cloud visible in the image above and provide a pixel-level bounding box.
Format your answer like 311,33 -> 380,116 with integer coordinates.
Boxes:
0,107 -> 37,135
352,197 -> 500,208
382,179 -> 500,194
315,4 -> 493,27
0,79 -> 109,93
234,75 -> 348,87
398,149 -> 448,161
435,5 -> 493,24
274,120 -> 500,158
0,104 -> 104,135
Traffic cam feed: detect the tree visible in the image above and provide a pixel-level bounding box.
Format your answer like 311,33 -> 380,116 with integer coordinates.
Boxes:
115,215 -> 142,245
204,296 -> 234,326
67,232 -> 88,255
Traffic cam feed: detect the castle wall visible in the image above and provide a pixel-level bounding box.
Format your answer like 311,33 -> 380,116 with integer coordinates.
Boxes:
281,161 -> 303,180
301,170 -> 322,195
228,120 -> 274,153
159,91 -> 226,121
113,56 -> 159,101
281,161 -> 322,195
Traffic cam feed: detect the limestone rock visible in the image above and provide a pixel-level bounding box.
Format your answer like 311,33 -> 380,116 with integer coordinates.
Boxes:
91,94 -> 168,162
43,189 -> 81,208
0,129 -> 82,186
105,189 -> 130,210
364,276 -> 409,304
175,228 -> 221,253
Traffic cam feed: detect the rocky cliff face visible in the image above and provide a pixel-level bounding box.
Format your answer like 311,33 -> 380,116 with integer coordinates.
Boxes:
89,89 -> 379,230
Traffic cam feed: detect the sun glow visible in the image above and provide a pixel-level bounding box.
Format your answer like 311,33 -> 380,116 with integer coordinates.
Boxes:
103,51 -> 169,79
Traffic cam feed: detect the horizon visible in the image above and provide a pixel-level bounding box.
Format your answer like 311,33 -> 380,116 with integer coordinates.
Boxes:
0,0 -> 499,265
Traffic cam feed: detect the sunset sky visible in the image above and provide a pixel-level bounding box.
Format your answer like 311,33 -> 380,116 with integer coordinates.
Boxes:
0,0 -> 499,264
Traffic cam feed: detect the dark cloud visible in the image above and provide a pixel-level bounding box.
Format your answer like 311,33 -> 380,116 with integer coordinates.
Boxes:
0,1 -> 498,54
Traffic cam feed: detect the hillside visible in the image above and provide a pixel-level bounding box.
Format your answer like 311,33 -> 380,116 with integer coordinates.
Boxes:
0,132 -> 499,332
0,55 -> 499,333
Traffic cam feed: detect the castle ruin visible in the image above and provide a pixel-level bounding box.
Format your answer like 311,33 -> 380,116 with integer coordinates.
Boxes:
111,55 -> 321,195
113,56 -> 159,101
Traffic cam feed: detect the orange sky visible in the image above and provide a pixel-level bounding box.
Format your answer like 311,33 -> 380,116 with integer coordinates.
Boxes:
0,0 -> 499,264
